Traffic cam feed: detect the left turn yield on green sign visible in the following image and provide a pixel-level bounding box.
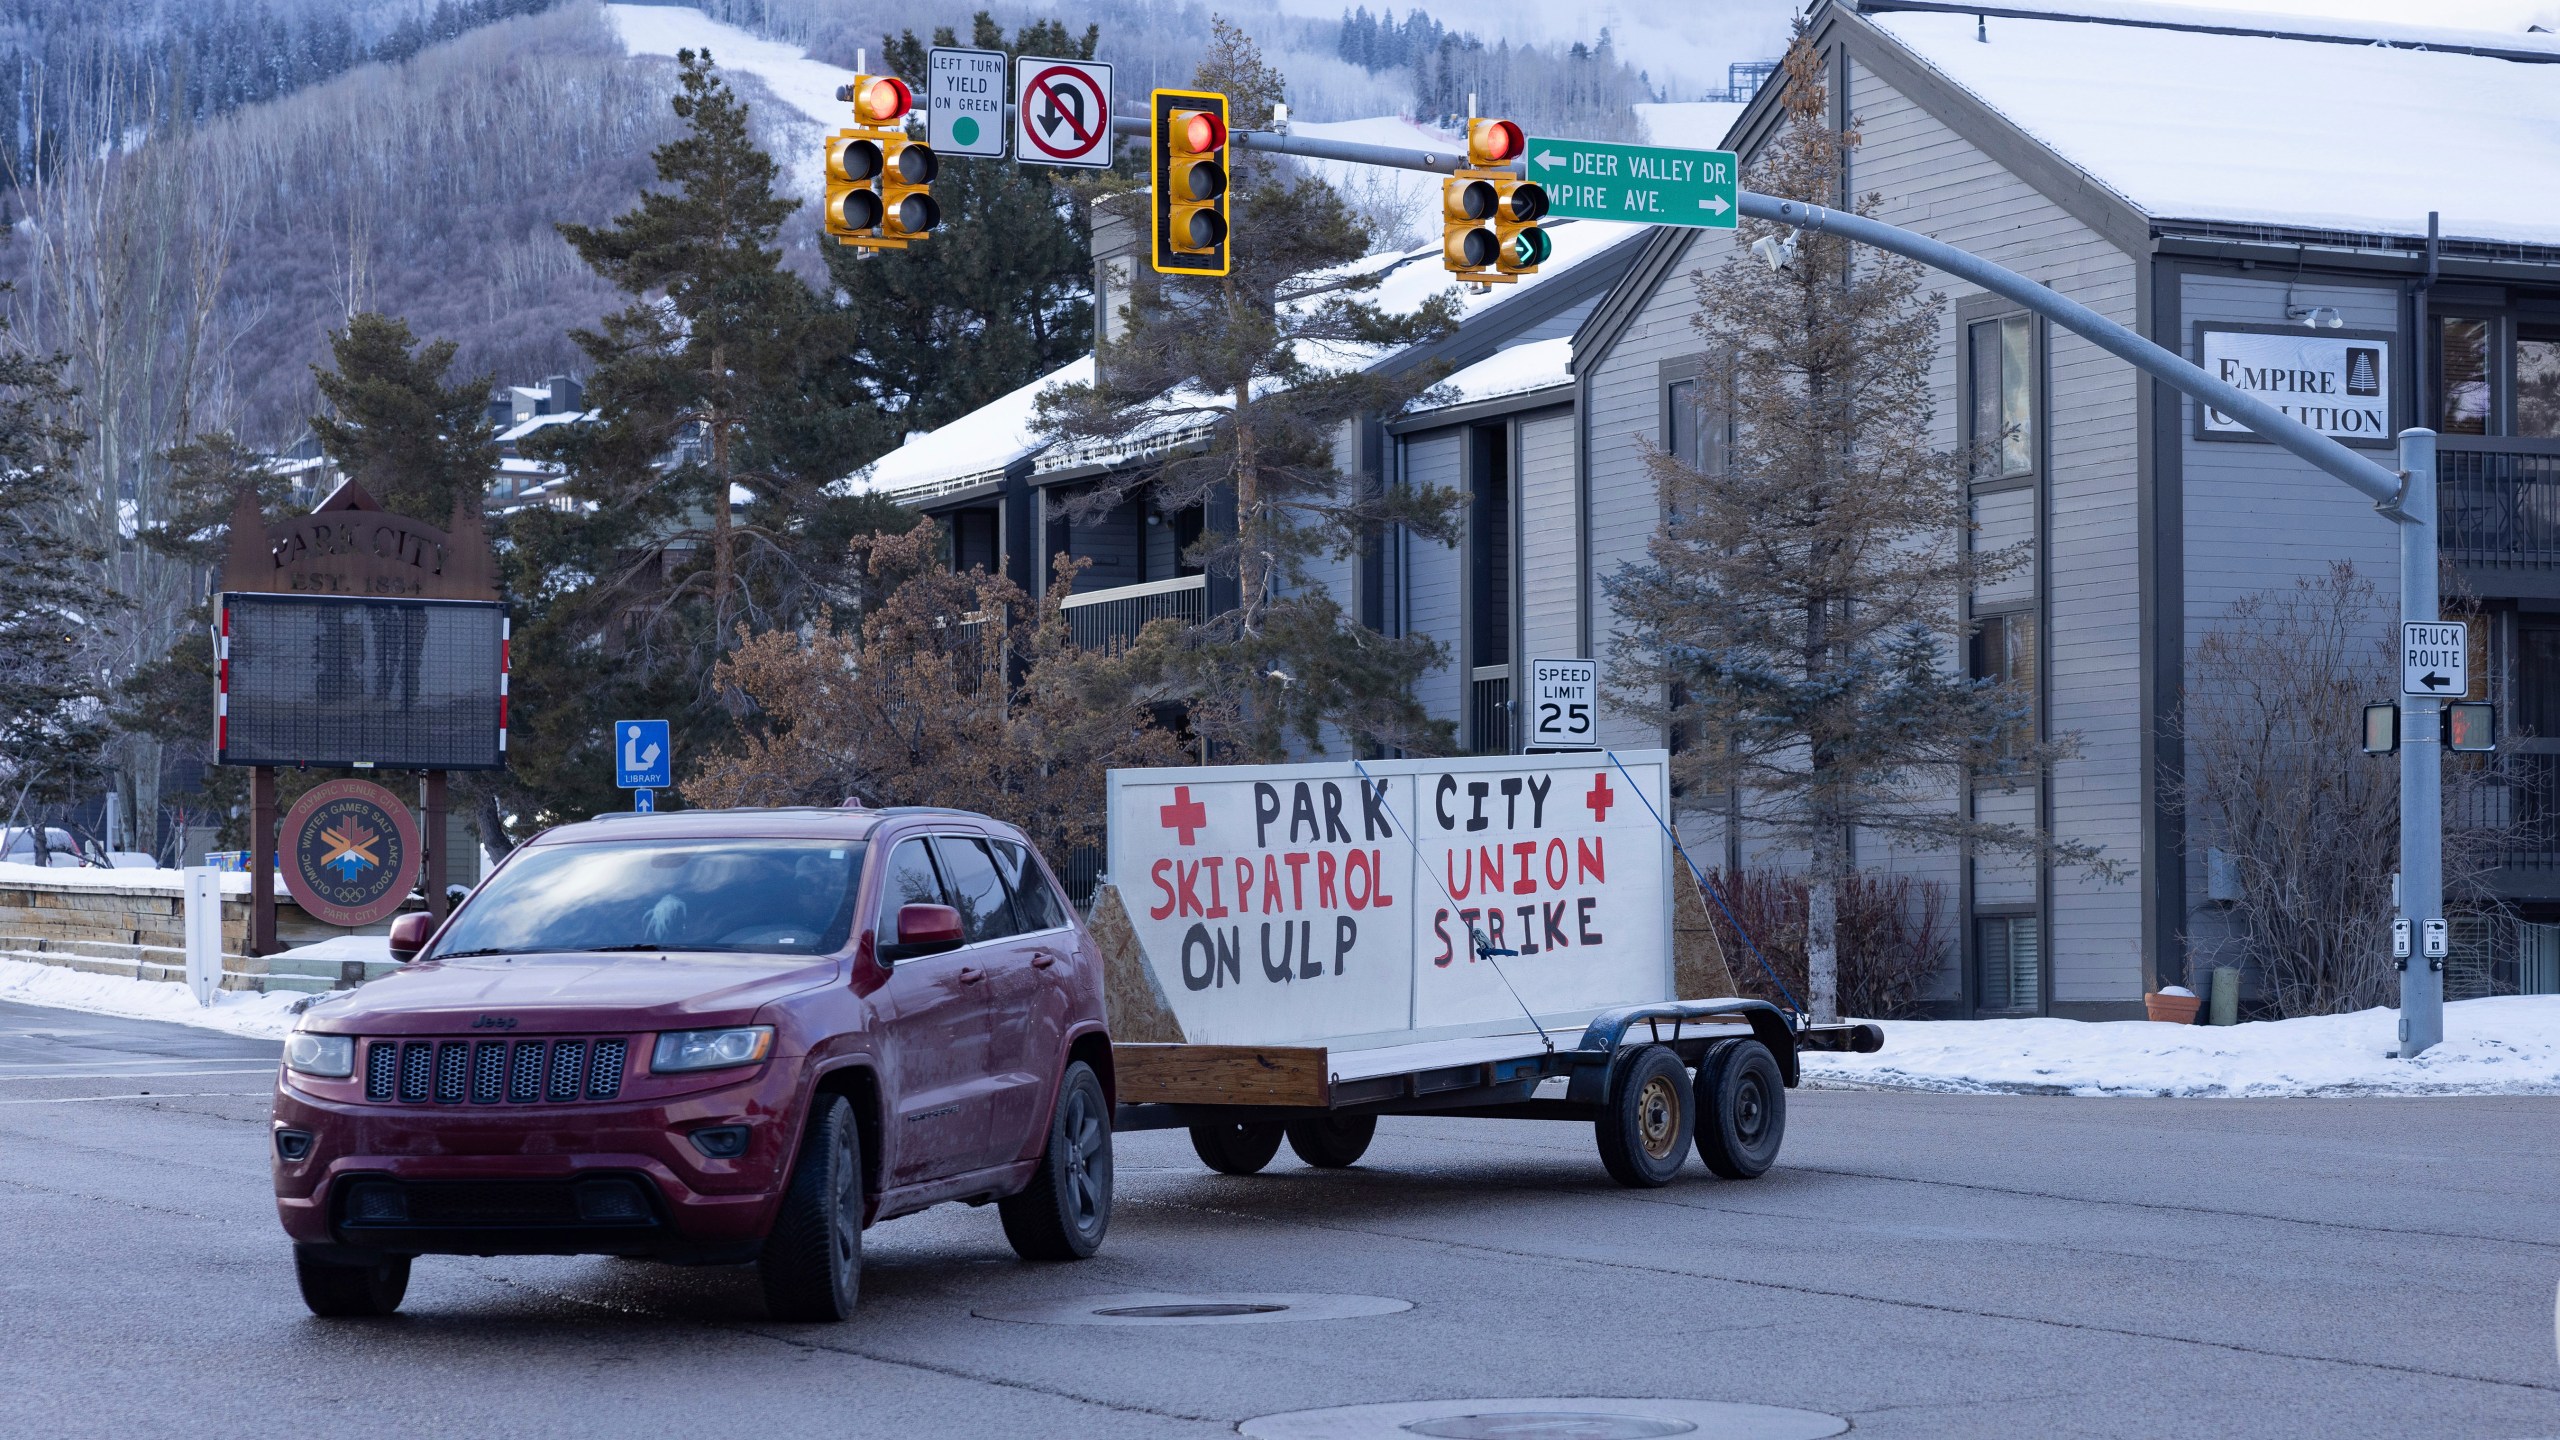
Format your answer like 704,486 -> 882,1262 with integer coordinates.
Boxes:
1528,136 -> 1738,229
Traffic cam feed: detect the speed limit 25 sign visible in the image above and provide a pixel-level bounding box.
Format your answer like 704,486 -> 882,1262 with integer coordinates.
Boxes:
1527,658 -> 1599,749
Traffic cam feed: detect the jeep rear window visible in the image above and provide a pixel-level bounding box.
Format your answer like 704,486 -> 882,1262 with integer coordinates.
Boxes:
429,840 -> 869,958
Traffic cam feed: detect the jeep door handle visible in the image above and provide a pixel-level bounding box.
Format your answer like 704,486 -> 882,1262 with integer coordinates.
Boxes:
958,966 -> 984,985
1030,952 -> 1056,969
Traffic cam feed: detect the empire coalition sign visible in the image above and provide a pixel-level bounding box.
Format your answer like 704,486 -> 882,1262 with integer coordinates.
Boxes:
2199,327 -> 2393,444
1106,752 -> 1675,1047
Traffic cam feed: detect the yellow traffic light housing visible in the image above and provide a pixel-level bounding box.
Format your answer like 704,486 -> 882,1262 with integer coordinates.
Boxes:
1444,118 -> 1536,283
825,74 -> 934,250
1151,88 -> 1230,277
1490,176 -> 1550,277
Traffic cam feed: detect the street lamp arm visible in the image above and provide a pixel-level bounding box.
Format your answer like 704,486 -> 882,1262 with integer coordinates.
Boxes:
1745,193 -> 2410,513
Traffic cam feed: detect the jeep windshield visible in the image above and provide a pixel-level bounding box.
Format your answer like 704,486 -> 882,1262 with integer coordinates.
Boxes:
429,839 -> 869,958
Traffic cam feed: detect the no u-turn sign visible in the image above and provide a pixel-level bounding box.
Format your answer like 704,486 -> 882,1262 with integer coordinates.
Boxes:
1014,57 -> 1114,169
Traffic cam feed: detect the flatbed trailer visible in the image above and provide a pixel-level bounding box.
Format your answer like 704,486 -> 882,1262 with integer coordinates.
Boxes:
1109,999 -> 1884,1186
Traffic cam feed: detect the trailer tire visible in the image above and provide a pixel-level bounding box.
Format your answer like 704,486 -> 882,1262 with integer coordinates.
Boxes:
1594,1044 -> 1692,1188
1695,1038 -> 1786,1179
1189,1120 -> 1285,1175
1284,1114 -> 1377,1169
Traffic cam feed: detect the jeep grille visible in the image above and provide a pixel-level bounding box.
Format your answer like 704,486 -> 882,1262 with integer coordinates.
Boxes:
361,1036 -> 631,1105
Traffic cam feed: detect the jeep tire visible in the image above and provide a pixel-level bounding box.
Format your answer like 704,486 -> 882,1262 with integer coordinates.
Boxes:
294,1246 -> 409,1318
1000,1060 -> 1113,1261
760,1094 -> 863,1322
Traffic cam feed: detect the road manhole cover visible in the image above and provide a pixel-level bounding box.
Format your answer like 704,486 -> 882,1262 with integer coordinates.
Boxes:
1241,1399 -> 1848,1440
974,1292 -> 1412,1327
1405,1415 -> 1696,1439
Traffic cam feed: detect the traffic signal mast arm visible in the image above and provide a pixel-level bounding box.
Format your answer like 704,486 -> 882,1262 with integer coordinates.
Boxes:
1087,107 -> 2444,1056
1090,111 -> 2403,506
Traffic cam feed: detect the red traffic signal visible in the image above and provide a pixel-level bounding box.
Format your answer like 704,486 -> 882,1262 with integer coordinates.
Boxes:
843,74 -> 912,125
1468,118 -> 1523,166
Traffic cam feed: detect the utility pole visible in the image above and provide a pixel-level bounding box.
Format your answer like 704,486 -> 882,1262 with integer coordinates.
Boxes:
1086,118 -> 2451,1055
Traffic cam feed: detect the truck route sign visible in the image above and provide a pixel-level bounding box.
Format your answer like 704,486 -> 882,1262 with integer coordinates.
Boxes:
2401,621 -> 2467,698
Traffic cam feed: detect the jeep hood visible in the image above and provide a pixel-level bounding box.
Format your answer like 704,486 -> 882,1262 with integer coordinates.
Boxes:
295,951 -> 842,1037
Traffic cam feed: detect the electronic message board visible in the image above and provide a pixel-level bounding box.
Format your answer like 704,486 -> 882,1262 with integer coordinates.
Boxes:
218,592 -> 507,771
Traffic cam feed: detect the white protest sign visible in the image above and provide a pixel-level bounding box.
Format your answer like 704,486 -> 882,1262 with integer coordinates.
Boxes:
1106,752 -> 1673,1048
927,47 -> 1007,157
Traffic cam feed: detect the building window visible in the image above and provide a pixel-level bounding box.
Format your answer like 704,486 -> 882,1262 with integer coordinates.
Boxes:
1968,315 -> 2033,479
2521,325 -> 2560,440
1970,610 -> 2037,692
2439,317 -> 2494,435
1976,913 -> 2040,1015
2519,622 -> 2560,738
1666,375 -> 1725,474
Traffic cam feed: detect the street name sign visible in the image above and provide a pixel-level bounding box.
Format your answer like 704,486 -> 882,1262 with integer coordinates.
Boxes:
1014,57 -> 1113,169
927,46 -> 1007,157
1528,137 -> 1737,228
1526,658 -> 1600,749
2400,621 -> 2467,698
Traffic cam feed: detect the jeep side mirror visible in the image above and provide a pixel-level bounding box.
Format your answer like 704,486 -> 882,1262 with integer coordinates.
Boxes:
386,911 -> 435,963
879,904 -> 964,964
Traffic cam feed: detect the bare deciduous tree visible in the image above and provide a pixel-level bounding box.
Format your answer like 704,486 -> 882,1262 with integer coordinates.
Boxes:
2176,562 -> 2510,1017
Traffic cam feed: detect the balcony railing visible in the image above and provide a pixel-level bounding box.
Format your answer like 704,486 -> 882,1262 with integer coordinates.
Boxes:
1469,665 -> 1512,754
2454,750 -> 2560,872
1058,574 -> 1206,650
2438,438 -> 2560,568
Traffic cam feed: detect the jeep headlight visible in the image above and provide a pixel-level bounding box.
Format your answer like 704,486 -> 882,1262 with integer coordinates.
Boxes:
283,1031 -> 355,1078
652,1026 -> 774,1073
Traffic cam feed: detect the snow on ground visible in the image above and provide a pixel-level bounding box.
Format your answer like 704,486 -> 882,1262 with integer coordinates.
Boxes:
0,958 -> 305,1040
606,3 -> 846,127
1804,996 -> 2560,1098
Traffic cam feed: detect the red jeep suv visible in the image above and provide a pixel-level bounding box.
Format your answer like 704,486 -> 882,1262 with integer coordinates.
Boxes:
270,805 -> 1115,1322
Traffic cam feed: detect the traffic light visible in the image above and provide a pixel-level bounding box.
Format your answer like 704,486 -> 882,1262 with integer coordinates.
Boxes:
825,73 -> 935,250
1491,175 -> 1551,276
2446,701 -> 2498,753
1443,118 -> 1542,282
1151,89 -> 1229,276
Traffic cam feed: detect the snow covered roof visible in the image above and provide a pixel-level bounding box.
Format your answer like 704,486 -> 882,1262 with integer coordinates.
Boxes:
843,356 -> 1096,500
1862,0 -> 2560,244
851,218 -> 1641,498
497,410 -> 589,447
1408,337 -> 1575,417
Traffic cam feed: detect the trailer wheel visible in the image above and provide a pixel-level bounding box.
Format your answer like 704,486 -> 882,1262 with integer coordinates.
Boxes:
1189,1120 -> 1285,1175
1594,1044 -> 1692,1188
1284,1114 -> 1377,1169
1695,1038 -> 1786,1179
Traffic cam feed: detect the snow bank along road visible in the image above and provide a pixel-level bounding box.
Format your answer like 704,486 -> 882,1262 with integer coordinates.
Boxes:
1,999 -> 2554,1439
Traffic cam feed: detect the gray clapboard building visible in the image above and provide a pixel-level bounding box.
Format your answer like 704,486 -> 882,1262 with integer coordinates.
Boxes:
849,0 -> 2560,1017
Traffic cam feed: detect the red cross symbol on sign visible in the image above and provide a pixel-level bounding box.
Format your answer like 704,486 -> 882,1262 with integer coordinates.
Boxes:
1159,785 -> 1208,846
1584,773 -> 1616,823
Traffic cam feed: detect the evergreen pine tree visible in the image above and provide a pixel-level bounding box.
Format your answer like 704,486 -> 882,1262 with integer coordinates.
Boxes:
841,17 -> 1097,434
310,312 -> 498,521
1037,20 -> 1463,761
0,302 -> 105,844
489,49 -> 895,844
1605,39 -> 2108,1022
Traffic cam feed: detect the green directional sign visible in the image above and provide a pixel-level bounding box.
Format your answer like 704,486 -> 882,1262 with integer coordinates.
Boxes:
1527,136 -> 1738,229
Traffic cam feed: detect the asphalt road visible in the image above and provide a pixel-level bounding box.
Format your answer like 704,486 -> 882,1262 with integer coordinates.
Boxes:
1,998 -> 2554,1440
